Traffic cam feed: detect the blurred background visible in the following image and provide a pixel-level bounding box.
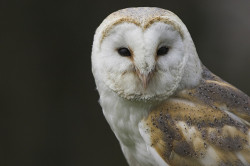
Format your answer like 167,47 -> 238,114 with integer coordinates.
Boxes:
0,0 -> 249,165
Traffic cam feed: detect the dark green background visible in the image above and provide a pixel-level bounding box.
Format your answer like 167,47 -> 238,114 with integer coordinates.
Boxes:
1,0 -> 249,166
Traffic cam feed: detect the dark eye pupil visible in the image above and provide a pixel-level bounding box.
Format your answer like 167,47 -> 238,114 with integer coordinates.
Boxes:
157,46 -> 169,56
118,48 -> 131,57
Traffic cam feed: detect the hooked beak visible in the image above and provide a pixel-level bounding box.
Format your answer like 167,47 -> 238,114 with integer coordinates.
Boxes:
135,68 -> 155,89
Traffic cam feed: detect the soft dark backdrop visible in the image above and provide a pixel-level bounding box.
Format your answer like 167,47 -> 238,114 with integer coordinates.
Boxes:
1,0 -> 249,166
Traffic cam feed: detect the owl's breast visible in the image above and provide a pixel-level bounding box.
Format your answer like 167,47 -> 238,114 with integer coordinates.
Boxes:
99,88 -> 158,166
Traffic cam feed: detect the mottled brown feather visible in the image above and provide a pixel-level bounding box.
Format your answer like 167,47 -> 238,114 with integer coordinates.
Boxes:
142,66 -> 250,166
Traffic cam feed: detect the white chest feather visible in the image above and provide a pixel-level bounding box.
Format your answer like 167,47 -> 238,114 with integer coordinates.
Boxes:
99,86 -> 157,166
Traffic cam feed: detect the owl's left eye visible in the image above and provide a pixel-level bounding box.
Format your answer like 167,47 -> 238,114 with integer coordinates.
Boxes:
117,47 -> 131,57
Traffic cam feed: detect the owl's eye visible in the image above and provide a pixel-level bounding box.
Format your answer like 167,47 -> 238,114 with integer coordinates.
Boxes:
117,47 -> 131,57
157,46 -> 169,56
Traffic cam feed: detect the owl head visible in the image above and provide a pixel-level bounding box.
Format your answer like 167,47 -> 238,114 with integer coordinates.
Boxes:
92,7 -> 202,102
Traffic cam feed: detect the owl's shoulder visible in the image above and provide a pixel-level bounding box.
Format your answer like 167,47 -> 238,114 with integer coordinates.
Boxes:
139,66 -> 250,166
183,65 -> 250,122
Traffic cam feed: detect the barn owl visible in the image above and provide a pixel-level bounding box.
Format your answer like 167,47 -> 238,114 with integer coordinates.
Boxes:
91,7 -> 250,166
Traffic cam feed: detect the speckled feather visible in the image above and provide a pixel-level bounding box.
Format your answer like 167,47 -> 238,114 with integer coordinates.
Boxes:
140,66 -> 250,166
99,8 -> 183,42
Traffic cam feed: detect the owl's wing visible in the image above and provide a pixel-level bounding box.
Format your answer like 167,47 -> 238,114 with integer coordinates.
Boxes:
139,66 -> 250,166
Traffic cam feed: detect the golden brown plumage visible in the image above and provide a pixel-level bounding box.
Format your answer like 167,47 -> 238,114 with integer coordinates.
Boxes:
140,66 -> 250,166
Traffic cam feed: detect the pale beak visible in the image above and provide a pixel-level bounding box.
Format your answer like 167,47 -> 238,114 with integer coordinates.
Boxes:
139,74 -> 149,89
135,68 -> 154,89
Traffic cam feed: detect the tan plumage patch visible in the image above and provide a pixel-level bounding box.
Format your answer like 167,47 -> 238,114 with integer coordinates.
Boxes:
100,7 -> 184,44
141,66 -> 250,166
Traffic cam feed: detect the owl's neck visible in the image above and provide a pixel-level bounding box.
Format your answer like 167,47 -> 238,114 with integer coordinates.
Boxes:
99,84 -> 153,143
98,83 -> 157,166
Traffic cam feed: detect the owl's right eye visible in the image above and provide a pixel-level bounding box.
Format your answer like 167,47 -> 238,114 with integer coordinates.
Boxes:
157,46 -> 169,56
117,47 -> 131,57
